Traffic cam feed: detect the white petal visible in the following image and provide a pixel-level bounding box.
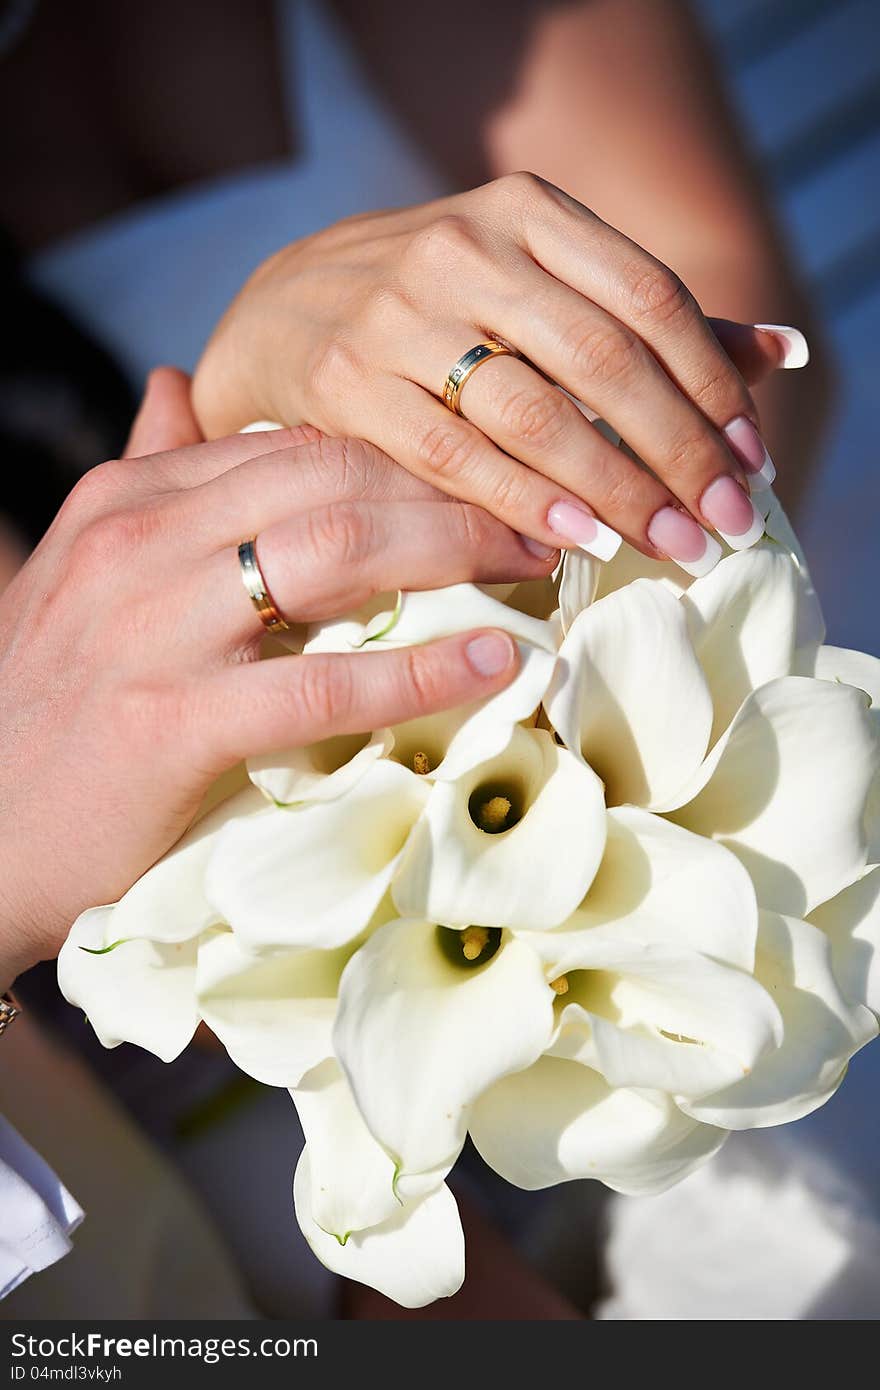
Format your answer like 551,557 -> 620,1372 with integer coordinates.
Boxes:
291,1059 -> 400,1239
57,907 -> 199,1061
523,807 -> 758,972
543,945 -> 782,1099
813,645 -> 880,708
670,677 -> 879,916
814,649 -> 880,859
558,548 -> 599,633
762,493 -> 826,658
247,729 -> 392,805
206,760 -> 430,950
333,918 -> 555,1174
293,1150 -> 464,1307
682,912 -> 878,1129
107,786 -> 266,945
196,930 -> 348,1087
469,1056 -> 725,1194
809,867 -> 880,1015
683,545 -> 803,741
546,580 -> 713,808
393,728 -> 607,931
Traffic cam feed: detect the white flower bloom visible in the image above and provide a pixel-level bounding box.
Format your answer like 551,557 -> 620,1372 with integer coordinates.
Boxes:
293,1148 -> 464,1308
667,676 -> 877,917
205,759 -> 430,950
468,1057 -> 726,1195
58,906 -> 201,1061
392,727 -> 606,931
546,579 -> 714,808
681,911 -> 878,1129
333,916 -> 555,1177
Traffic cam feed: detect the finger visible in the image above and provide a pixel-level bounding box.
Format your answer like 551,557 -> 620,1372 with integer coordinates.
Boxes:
409,336 -> 671,556
512,181 -> 776,491
200,629 -> 520,763
124,367 -> 203,458
486,263 -> 767,546
348,376 -> 627,564
120,423 -> 326,495
196,500 -> 558,651
172,435 -> 448,552
709,319 -> 810,384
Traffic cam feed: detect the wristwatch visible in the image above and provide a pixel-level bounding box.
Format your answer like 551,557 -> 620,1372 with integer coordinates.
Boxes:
0,993 -> 20,1036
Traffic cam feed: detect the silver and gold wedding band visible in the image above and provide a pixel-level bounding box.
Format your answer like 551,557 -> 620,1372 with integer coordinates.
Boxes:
441,340 -> 517,415
237,538 -> 290,634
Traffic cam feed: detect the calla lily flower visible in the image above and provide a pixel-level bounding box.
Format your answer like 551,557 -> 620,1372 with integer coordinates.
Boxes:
392,727 -> 606,931
205,759 -> 430,950
333,916 -> 555,1177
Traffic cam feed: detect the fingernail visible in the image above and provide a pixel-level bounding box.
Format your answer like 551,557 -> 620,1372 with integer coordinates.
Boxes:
647,506 -> 721,578
723,415 -> 776,490
754,324 -> 810,369
700,475 -> 765,550
547,500 -> 622,562
466,631 -> 515,678
520,534 -> 559,560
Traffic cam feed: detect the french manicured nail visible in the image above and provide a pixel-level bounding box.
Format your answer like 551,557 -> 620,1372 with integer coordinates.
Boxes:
547,500 -> 622,562
466,632 -> 515,678
647,506 -> 721,578
700,475 -> 765,550
723,415 -> 776,490
754,324 -> 810,369
520,535 -> 559,560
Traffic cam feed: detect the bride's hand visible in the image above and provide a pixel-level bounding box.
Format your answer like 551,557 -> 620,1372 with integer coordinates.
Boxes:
0,370 -> 541,988
194,173 -> 801,575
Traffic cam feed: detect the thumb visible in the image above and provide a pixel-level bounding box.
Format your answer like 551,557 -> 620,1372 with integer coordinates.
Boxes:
124,366 -> 203,458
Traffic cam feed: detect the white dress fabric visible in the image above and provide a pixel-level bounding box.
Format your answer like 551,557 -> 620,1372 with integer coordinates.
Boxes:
19,0 -> 880,1319
0,1117 -> 82,1299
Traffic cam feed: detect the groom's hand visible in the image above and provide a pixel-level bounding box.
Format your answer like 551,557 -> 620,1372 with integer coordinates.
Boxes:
0,370 -> 556,988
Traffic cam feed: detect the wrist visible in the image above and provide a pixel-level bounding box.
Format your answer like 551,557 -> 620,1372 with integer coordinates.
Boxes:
0,871 -> 50,993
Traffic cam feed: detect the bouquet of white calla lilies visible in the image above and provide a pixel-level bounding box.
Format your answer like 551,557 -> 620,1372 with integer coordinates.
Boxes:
59,492 -> 880,1309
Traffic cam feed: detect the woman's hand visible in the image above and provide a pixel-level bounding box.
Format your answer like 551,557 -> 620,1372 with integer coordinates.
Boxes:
194,174 -> 802,575
0,370 -> 544,988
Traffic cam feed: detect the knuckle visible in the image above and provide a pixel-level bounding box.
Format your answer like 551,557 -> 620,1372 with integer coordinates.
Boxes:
297,656 -> 356,730
304,335 -> 362,403
689,360 -> 750,415
69,505 -> 155,573
563,320 -> 640,388
663,426 -> 719,480
59,460 -> 124,525
495,170 -> 545,204
305,500 -> 374,569
414,421 -> 480,483
626,262 -> 692,325
449,501 -> 494,555
499,384 -> 570,448
404,214 -> 480,271
487,465 -> 533,517
311,434 -> 371,498
400,643 -> 448,712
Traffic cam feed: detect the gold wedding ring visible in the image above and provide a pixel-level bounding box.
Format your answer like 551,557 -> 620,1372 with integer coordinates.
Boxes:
442,340 -> 517,415
238,538 -> 290,634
